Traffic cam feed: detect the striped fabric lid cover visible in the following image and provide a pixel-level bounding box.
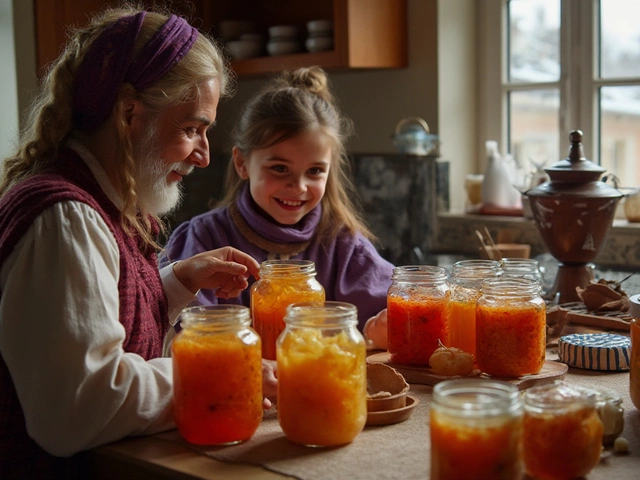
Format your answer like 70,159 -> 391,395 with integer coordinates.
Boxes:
558,333 -> 631,372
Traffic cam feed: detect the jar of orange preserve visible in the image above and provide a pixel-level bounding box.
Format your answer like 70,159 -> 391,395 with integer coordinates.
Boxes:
251,259 -> 325,360
448,259 -> 502,357
277,301 -> 367,447
523,382 -> 603,479
387,265 -> 450,365
430,378 -> 523,480
476,277 -> 546,377
172,305 -> 262,445
630,293 -> 640,410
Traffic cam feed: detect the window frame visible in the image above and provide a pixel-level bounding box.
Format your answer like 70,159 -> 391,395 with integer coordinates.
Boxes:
478,0 -> 640,166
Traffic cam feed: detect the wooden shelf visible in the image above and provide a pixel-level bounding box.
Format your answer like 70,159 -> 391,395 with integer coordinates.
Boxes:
230,50 -> 344,77
203,0 -> 407,77
34,0 -> 407,79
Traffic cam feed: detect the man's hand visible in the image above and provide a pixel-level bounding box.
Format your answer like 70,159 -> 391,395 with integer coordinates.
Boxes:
173,247 -> 260,297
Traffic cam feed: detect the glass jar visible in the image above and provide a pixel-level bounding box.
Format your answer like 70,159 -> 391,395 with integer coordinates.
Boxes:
387,265 -> 450,366
500,258 -> 544,288
448,259 -> 502,357
476,277 -> 546,377
430,378 -> 523,480
172,305 -> 262,446
276,301 -> 367,447
624,188 -> 640,222
523,382 -> 603,479
250,259 -> 325,360
572,385 -> 625,446
630,293 -> 640,410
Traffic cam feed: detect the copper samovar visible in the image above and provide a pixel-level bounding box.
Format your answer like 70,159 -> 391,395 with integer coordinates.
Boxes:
525,130 -> 624,304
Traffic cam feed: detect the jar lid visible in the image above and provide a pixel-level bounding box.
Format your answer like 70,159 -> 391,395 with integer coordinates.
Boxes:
558,333 -> 631,371
545,130 -> 605,183
527,130 -> 623,200
629,294 -> 640,319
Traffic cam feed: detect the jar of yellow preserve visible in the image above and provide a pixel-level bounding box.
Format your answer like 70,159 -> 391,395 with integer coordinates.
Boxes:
448,259 -> 502,357
476,277 -> 546,377
630,293 -> 640,410
172,305 -> 263,446
277,301 -> 367,447
523,382 -> 603,479
430,378 -> 523,480
251,259 -> 325,360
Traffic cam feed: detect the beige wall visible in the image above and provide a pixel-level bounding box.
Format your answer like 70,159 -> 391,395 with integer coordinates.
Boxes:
0,0 -> 19,161
0,0 -> 37,165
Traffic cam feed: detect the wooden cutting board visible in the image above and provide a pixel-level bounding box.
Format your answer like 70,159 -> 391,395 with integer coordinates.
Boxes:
366,352 -> 568,390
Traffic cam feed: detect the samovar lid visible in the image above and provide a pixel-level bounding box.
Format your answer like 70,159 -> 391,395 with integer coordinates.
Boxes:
545,130 -> 605,183
527,130 -> 623,199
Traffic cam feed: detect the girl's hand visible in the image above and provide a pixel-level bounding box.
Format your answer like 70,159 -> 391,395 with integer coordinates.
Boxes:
364,308 -> 388,351
172,247 -> 261,297
261,359 -> 278,409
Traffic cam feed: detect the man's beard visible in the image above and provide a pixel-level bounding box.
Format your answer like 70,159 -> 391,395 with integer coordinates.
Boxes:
133,125 -> 192,216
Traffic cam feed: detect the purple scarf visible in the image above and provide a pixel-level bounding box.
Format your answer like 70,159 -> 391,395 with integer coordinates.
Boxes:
236,183 -> 321,244
73,11 -> 198,129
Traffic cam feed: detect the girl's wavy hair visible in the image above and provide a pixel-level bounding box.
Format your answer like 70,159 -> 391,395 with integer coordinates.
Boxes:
0,3 -> 234,251
219,66 -> 374,243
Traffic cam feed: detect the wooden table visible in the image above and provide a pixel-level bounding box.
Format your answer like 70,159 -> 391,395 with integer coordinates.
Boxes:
86,355 -> 640,480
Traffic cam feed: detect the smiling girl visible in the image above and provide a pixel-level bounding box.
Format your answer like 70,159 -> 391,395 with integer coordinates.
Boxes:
161,66 -> 394,344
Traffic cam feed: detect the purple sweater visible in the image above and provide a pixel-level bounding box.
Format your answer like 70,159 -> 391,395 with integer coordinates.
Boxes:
161,185 -> 395,329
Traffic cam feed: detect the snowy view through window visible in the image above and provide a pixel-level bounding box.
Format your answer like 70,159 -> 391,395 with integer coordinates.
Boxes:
506,0 -> 640,187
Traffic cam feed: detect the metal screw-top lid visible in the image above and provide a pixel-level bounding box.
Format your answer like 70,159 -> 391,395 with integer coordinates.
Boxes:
629,294 -> 640,319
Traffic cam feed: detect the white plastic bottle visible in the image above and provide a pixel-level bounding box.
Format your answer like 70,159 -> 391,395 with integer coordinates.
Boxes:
502,153 -> 523,208
481,141 -> 516,209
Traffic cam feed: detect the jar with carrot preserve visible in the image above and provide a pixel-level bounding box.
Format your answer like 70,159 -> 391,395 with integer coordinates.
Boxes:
448,259 -> 502,357
387,265 -> 450,366
277,301 -> 367,447
172,305 -> 263,446
251,259 -> 325,360
523,382 -> 603,480
476,277 -> 546,377
430,378 -> 523,480
630,293 -> 640,410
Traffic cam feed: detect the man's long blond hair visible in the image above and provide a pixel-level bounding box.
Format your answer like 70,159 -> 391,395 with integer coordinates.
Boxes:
0,4 -> 233,250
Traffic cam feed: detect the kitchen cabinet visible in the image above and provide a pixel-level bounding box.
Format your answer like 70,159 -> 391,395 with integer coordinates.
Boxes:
202,0 -> 407,77
33,0 -> 207,75
33,0 -> 406,78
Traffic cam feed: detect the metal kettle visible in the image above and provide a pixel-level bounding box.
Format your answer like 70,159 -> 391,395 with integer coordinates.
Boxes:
391,117 -> 440,156
524,130 -> 624,302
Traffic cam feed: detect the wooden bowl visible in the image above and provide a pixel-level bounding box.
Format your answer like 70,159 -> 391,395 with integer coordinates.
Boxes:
366,394 -> 419,426
366,363 -> 410,412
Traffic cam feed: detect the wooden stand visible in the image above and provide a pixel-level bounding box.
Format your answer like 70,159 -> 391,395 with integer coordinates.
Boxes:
545,263 -> 595,304
367,352 -> 568,390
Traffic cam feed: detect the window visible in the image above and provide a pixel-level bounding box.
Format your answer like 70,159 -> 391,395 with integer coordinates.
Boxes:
478,0 -> 640,189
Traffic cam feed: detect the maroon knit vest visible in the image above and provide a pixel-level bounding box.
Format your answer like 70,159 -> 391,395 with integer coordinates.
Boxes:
0,148 -> 169,478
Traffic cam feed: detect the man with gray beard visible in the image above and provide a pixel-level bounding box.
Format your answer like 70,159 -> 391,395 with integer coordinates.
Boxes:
0,6 -> 275,479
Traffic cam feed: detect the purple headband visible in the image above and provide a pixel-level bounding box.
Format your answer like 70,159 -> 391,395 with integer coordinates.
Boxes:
73,12 -> 198,130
